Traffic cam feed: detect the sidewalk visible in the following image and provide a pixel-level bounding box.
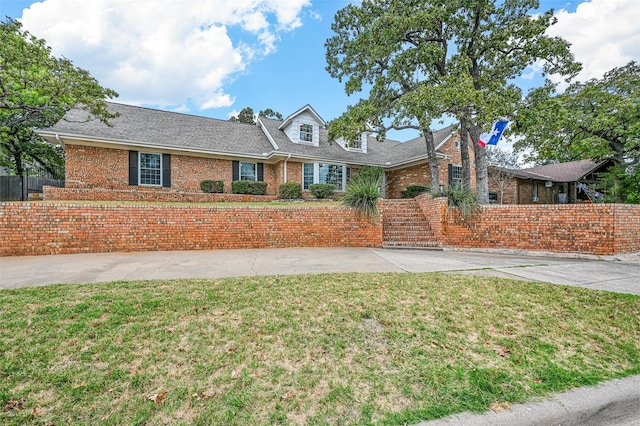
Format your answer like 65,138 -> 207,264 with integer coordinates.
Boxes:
1,247 -> 639,294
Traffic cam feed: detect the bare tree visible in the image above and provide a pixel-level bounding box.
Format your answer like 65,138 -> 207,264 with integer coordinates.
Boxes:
487,147 -> 519,204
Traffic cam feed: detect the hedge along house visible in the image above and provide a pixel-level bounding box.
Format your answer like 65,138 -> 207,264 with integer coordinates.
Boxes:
37,102 -> 475,200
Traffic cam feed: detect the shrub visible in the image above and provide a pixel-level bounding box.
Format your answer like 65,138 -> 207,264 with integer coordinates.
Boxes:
401,184 -> 430,198
309,183 -> 336,199
442,183 -> 479,221
200,180 -> 224,193
339,166 -> 383,217
278,182 -> 302,199
232,180 -> 268,195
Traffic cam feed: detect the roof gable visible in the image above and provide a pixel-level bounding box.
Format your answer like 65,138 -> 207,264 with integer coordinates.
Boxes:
278,104 -> 326,130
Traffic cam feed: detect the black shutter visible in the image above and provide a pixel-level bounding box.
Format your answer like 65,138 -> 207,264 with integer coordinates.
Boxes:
129,151 -> 138,186
232,161 -> 239,181
257,163 -> 264,181
162,154 -> 171,187
447,163 -> 453,187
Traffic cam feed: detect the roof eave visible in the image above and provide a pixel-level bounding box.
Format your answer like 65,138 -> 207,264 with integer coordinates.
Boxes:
38,131 -> 283,161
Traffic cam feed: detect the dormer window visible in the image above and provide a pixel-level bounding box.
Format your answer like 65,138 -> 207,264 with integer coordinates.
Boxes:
300,123 -> 313,142
349,138 -> 362,150
278,105 -> 325,146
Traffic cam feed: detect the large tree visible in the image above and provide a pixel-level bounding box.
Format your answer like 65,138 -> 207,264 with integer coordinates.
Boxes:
515,61 -> 640,203
0,18 -> 118,177
325,0 -> 579,202
229,107 -> 283,125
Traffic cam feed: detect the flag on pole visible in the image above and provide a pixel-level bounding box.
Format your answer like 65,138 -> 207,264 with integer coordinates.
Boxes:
477,120 -> 509,147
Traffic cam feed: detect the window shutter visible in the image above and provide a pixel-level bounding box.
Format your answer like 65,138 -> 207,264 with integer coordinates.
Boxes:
447,164 -> 453,187
232,161 -> 239,181
257,163 -> 264,181
162,154 -> 171,187
129,151 -> 138,186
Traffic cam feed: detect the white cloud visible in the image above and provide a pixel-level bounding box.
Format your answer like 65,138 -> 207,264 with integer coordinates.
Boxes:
547,0 -> 640,84
20,0 -> 311,110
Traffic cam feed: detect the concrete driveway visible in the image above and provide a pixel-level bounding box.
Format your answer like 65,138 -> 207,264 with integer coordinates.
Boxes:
1,247 -> 638,294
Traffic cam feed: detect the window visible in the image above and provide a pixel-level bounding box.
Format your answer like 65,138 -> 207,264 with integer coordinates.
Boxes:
449,164 -> 463,187
129,151 -> 171,187
140,153 -> 162,186
319,163 -> 344,190
300,123 -> 313,142
239,162 -> 257,181
303,163 -> 346,191
348,137 -> 362,150
303,163 -> 314,190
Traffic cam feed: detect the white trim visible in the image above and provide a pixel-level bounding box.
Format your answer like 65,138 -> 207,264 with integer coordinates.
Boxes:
278,104 -> 326,130
239,161 -> 258,181
434,131 -> 455,151
302,162 -> 347,191
139,152 -> 163,186
40,132 -> 279,161
256,117 -> 279,150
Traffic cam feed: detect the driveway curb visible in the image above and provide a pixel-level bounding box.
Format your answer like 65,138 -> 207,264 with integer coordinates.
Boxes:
416,374 -> 640,425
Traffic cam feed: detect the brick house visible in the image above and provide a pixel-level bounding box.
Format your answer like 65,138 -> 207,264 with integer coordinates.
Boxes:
37,102 -> 475,200
489,159 -> 614,204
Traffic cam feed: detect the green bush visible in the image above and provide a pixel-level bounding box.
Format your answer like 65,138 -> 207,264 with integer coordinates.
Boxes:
278,182 -> 302,199
339,166 -> 383,217
232,180 -> 268,195
442,183 -> 479,221
401,184 -> 430,198
200,180 -> 224,193
309,183 -> 336,199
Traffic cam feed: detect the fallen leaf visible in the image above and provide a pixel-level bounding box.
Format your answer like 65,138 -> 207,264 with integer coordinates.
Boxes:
490,401 -> 512,413
3,399 -> 25,411
148,391 -> 167,406
282,390 -> 297,400
497,347 -> 511,358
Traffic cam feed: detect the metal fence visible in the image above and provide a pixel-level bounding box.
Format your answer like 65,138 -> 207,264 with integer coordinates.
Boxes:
0,175 -> 65,201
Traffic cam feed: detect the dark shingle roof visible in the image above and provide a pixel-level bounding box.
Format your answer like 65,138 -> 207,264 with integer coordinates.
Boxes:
516,159 -> 610,182
40,102 -> 456,166
41,102 -> 274,157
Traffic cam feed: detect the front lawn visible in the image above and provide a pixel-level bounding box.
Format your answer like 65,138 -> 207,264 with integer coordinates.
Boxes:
1,273 -> 638,425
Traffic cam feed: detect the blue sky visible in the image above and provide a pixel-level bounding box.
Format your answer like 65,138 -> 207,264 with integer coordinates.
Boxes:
2,0 -> 638,141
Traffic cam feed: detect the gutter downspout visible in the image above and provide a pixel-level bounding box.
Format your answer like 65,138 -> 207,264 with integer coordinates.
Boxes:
284,154 -> 291,183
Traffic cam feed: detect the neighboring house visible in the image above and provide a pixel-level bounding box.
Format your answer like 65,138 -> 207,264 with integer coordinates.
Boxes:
489,159 -> 614,204
37,102 -> 474,199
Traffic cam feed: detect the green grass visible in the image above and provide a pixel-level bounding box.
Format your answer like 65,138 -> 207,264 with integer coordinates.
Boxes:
1,273 -> 638,425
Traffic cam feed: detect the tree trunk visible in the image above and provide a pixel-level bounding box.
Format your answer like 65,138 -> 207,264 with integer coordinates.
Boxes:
459,116 -> 472,191
468,124 -> 490,204
422,127 -> 441,193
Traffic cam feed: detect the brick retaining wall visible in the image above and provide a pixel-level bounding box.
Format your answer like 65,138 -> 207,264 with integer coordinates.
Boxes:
44,186 -> 278,203
1,203 -> 382,256
3,199 -> 637,257
411,194 -> 640,255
